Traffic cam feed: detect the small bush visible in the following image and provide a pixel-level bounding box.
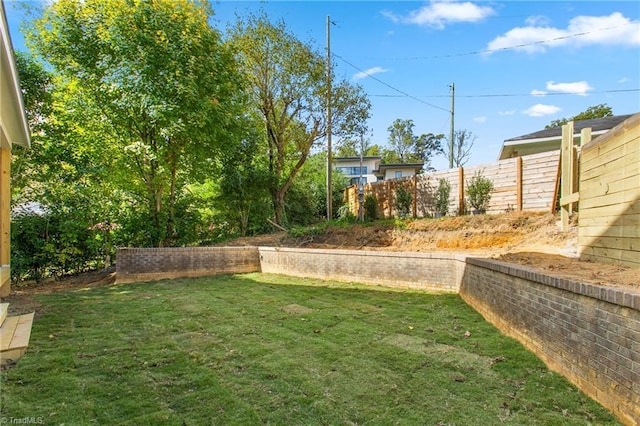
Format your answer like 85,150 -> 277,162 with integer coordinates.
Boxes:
337,204 -> 356,223
394,186 -> 412,218
466,171 -> 494,214
434,179 -> 451,217
363,194 -> 378,221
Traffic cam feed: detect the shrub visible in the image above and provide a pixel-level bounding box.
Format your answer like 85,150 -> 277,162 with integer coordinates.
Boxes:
363,194 -> 378,221
337,204 -> 356,223
466,171 -> 494,214
394,186 -> 412,218
434,179 -> 451,217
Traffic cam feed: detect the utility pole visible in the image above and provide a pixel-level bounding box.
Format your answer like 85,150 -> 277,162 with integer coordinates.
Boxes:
358,134 -> 364,221
449,82 -> 455,169
326,15 -> 333,220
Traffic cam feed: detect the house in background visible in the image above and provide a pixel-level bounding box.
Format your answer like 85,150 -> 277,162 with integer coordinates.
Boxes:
1,0 -> 30,297
334,156 -> 423,185
498,114 -> 634,160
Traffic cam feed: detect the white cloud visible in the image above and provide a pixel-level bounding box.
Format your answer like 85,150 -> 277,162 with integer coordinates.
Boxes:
383,1 -> 495,29
499,110 -> 516,116
486,12 -> 640,54
525,15 -> 550,26
474,116 -> 487,123
531,89 -> 547,97
545,80 -> 593,96
618,77 -> 631,83
352,67 -> 389,81
523,104 -> 561,117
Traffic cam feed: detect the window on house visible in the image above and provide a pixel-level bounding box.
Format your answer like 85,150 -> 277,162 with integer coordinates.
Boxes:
335,166 -> 367,176
395,171 -> 402,178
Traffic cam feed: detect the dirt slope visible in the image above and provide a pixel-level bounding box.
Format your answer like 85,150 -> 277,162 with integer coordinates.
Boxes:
226,211 -> 637,290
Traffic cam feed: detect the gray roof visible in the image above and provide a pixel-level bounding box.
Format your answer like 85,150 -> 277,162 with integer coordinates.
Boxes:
505,114 -> 635,142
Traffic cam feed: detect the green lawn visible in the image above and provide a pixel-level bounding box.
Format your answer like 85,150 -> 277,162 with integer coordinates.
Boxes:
1,273 -> 618,425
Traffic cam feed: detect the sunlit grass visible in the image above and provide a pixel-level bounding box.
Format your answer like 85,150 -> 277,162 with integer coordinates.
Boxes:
1,273 -> 618,424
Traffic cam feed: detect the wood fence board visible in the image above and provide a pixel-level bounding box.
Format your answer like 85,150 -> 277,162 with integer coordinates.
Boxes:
581,136 -> 639,170
579,224 -> 640,238
578,200 -> 639,220
579,189 -> 640,210
578,237 -> 637,254
578,247 -> 640,267
579,213 -> 640,228
579,175 -> 640,201
580,153 -> 639,181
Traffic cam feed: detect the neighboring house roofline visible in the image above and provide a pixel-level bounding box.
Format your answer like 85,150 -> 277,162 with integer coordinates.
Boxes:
378,163 -> 424,170
498,113 -> 635,160
333,156 -> 381,161
1,0 -> 30,149
502,129 -> 611,147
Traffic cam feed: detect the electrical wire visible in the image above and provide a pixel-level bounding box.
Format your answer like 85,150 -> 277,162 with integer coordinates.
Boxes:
334,53 -> 450,112
370,88 -> 640,99
350,22 -> 640,61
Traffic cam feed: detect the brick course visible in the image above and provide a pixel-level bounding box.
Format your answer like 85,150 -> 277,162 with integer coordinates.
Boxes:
460,257 -> 639,425
115,246 -> 639,424
116,247 -> 261,284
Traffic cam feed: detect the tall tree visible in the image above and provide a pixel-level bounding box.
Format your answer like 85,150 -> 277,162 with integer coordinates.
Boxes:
28,0 -> 248,246
443,129 -> 476,168
229,14 -> 370,225
546,103 -> 613,128
385,118 -> 443,169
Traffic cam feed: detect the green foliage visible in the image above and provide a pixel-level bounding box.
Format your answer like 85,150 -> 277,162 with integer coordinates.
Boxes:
546,103 -> 613,129
386,118 -> 443,169
434,178 -> 451,217
28,0 -> 248,247
229,14 -> 370,225
11,211 -> 105,282
364,194 -> 378,221
336,204 -> 356,223
466,171 -> 494,214
394,186 -> 413,218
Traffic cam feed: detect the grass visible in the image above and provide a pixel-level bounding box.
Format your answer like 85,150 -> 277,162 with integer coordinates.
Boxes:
1,274 -> 618,425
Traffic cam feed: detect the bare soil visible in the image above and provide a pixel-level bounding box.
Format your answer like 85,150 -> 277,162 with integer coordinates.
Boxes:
4,212 -> 637,316
226,211 -> 638,291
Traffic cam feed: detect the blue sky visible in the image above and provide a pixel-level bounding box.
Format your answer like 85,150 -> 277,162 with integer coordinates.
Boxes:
5,1 -> 640,170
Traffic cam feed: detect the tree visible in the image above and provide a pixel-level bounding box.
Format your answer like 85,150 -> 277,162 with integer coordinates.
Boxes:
28,0 -> 248,246
546,103 -> 613,129
11,53 -> 121,279
229,14 -> 370,225
335,137 -> 381,158
385,119 -> 443,169
444,129 -> 476,168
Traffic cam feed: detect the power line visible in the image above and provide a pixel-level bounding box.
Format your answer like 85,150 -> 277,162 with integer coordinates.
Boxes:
350,22 -> 639,61
333,53 -> 450,113
370,88 -> 640,99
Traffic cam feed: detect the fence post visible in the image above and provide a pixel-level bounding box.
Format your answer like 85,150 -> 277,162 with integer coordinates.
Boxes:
516,156 -> 523,211
412,175 -> 418,218
560,122 -> 574,231
458,167 -> 465,215
386,180 -> 392,218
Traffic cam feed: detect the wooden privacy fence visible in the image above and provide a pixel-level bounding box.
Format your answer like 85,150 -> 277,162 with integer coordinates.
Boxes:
344,150 -> 560,218
577,113 -> 640,268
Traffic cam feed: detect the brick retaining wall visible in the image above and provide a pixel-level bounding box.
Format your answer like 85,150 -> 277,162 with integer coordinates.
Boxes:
116,247 -> 260,284
460,257 -> 640,425
115,246 -> 639,424
258,247 -> 464,292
